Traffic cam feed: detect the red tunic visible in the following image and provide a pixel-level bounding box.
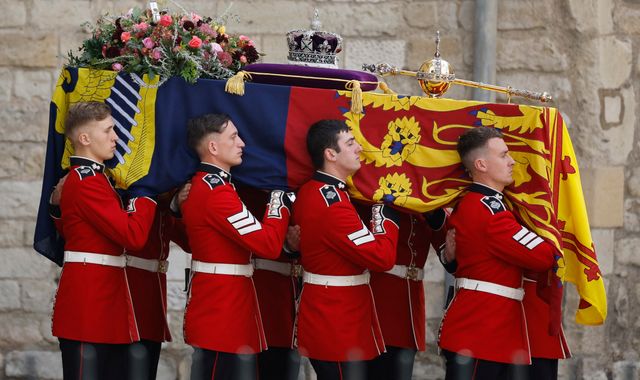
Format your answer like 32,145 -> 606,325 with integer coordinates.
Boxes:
182,163 -> 291,354
52,156 -> 156,344
438,183 -> 556,364
239,186 -> 298,349
125,206 -> 190,343
294,172 -> 399,362
523,278 -> 571,359
360,208 -> 446,351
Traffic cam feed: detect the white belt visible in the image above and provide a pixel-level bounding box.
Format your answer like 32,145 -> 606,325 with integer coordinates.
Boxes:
253,258 -> 300,277
64,251 -> 126,268
455,278 -> 524,301
126,255 -> 169,274
303,271 -> 370,287
385,265 -> 424,281
191,260 -> 254,277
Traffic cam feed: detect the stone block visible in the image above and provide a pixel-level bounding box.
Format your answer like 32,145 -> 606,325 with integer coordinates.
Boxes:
0,68 -> 11,102
0,32 -> 58,68
218,1 -> 313,35
624,199 -> 640,233
628,167 -> 640,198
615,237 -> 640,267
497,72 -> 572,102
590,229 -> 614,275
167,280 -> 187,311
21,279 -> 56,313
319,2 -> 405,37
597,36 -> 632,89
344,39 -> 405,71
424,249 -> 445,282
613,4 -> 640,34
5,350 -> 63,379
24,219 -> 36,247
30,0 -> 93,31
0,180 -> 42,219
404,2 -> 438,30
580,357 -> 609,380
14,70 -> 54,101
497,36 -> 568,72
0,247 -> 57,279
458,0 -> 474,32
567,0 -> 614,34
0,219 -> 25,247
0,99 -> 50,142
600,86 -> 636,165
406,34 -> 463,72
580,167 -> 624,228
261,35 -> 289,64
0,142 -> 47,180
0,0 -> 27,27
167,246 -> 189,281
497,0 -> 552,30
157,355 -> 178,380
0,280 -> 20,310
0,313 -> 45,345
613,361 -> 640,380
425,280 -> 445,320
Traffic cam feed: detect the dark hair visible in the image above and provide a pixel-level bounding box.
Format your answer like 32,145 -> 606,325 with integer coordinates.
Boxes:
457,127 -> 503,171
186,113 -> 232,152
64,102 -> 112,139
306,119 -> 350,170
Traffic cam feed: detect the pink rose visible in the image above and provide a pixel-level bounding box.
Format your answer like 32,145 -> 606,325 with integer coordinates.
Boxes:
142,37 -> 155,49
159,14 -> 172,27
135,22 -> 149,32
120,32 -> 131,42
239,55 -> 247,64
188,35 -> 202,49
151,48 -> 162,60
239,35 -> 254,47
217,51 -> 232,67
112,63 -> 123,71
210,42 -> 223,54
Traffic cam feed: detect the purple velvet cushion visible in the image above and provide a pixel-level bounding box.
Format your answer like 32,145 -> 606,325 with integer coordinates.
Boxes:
244,63 -> 379,91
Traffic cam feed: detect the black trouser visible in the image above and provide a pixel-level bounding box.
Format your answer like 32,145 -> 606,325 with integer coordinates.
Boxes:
310,358 -> 367,380
190,348 -> 257,380
128,340 -> 162,380
257,347 -> 301,380
443,350 -> 529,380
59,338 -> 128,380
367,346 -> 417,380
529,358 -> 558,380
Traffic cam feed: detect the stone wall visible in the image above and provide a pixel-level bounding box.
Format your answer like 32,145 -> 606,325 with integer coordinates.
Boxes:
0,0 -> 638,379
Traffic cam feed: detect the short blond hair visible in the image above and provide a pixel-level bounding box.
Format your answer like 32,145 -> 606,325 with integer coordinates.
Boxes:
64,102 -> 112,139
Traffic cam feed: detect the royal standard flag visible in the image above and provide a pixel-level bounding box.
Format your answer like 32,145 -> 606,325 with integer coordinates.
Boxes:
35,67 -> 606,325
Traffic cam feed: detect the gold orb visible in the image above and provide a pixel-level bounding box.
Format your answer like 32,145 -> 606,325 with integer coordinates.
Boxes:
418,58 -> 454,97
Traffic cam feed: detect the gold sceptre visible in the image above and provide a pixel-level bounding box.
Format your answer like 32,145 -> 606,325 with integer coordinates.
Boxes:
362,31 -> 552,103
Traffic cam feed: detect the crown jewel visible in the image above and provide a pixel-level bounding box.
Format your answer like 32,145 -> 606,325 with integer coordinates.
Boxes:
286,9 -> 343,68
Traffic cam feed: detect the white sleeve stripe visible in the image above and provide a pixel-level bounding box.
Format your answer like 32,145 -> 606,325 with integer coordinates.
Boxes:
237,222 -> 262,235
512,226 -> 529,241
347,224 -> 370,241
352,233 -> 375,246
232,214 -> 257,229
227,205 -> 249,223
518,232 -> 538,245
526,237 -> 544,249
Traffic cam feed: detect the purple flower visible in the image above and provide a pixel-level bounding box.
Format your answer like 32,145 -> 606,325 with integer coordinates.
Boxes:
112,62 -> 123,71
151,48 -> 163,60
142,37 -> 155,49
210,42 -> 223,54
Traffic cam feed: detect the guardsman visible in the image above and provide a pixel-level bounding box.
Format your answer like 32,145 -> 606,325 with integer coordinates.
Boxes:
124,188 -> 191,380
181,113 -> 294,380
357,205 -> 447,380
237,185 -> 302,380
294,119 -> 400,380
438,127 -> 556,379
50,102 -> 157,380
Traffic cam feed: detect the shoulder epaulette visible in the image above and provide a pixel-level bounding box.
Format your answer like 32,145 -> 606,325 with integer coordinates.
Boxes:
480,195 -> 506,215
202,173 -> 225,190
319,184 -> 341,207
74,166 -> 96,180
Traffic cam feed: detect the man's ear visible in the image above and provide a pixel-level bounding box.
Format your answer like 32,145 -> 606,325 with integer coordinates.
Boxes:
474,157 -> 487,173
207,139 -> 218,157
77,132 -> 91,147
323,148 -> 336,163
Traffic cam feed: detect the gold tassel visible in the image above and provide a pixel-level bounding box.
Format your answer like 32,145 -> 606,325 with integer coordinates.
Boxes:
378,81 -> 396,95
225,71 -> 251,96
346,80 -> 363,114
